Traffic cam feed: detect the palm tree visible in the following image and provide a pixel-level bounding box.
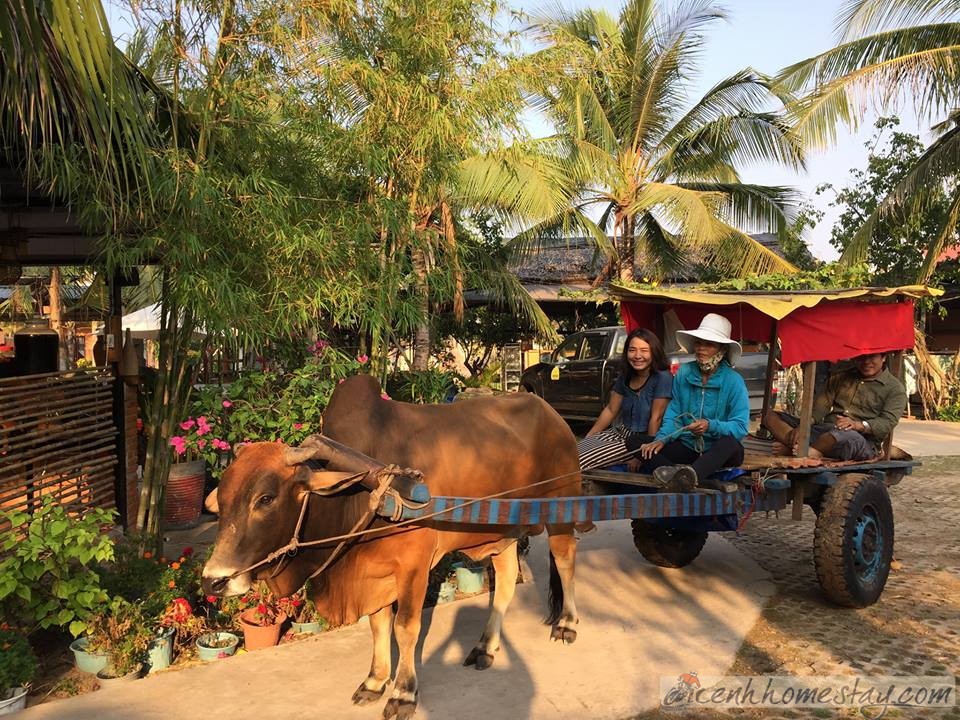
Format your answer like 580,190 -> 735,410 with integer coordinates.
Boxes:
777,0 -> 960,281
521,0 -> 805,283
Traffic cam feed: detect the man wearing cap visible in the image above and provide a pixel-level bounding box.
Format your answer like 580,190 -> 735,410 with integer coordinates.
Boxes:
763,353 -> 906,461
626,313 -> 749,491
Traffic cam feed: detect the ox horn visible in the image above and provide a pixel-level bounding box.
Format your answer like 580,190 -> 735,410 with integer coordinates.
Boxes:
284,445 -> 321,466
204,487 -> 219,514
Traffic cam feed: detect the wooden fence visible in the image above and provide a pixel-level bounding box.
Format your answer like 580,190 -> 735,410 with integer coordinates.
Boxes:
0,368 -> 118,516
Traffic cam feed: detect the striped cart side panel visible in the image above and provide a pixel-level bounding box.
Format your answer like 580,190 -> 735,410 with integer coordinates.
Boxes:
395,492 -> 745,525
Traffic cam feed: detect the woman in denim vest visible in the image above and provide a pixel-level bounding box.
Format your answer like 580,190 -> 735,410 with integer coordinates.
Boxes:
577,328 -> 673,471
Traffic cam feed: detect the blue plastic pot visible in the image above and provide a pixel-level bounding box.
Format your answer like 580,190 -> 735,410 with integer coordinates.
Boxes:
69,637 -> 109,675
454,565 -> 484,594
147,626 -> 175,673
196,632 -> 239,661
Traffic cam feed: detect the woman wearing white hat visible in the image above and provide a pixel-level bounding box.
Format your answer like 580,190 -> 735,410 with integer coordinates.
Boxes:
625,313 -> 749,491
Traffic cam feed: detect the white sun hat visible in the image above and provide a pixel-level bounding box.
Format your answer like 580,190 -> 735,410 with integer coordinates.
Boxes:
676,313 -> 742,367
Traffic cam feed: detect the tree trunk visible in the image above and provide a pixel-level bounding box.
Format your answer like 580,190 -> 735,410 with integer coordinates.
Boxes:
411,246 -> 431,371
48,266 -> 68,370
618,215 -> 635,283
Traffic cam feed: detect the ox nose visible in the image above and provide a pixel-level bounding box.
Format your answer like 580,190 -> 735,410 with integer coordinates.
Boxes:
202,575 -> 231,596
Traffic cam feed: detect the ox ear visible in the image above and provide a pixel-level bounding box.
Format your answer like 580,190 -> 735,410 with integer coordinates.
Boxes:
204,487 -> 219,514
293,466 -> 367,494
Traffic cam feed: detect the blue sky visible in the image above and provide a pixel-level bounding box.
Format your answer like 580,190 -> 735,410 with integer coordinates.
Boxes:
105,0 -> 933,261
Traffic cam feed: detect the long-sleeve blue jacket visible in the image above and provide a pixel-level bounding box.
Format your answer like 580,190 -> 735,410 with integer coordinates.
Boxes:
654,361 -> 749,451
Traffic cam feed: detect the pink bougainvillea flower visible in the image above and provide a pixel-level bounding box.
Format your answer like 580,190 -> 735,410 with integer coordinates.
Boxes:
292,423 -> 303,431
169,436 -> 187,456
357,354 -> 369,364
222,400 -> 233,408
179,419 -> 196,431
197,439 -> 207,449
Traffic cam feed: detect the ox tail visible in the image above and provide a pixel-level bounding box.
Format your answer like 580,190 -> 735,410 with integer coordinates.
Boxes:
545,551 -> 564,626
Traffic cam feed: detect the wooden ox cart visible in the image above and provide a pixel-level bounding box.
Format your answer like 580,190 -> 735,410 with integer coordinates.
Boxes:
362,286 -> 937,609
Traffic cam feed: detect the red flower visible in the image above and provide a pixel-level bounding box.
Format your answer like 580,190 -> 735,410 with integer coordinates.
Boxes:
206,595 -> 218,604
182,547 -> 194,557
257,603 -> 267,615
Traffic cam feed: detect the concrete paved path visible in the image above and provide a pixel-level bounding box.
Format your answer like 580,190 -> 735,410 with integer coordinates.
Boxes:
892,418 -> 960,457
21,521 -> 773,720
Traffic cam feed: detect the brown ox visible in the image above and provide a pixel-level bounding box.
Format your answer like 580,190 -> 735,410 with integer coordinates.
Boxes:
201,374 -> 581,719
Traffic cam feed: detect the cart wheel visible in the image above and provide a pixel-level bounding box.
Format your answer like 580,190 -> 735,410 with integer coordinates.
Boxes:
813,473 -> 894,608
631,520 -> 708,568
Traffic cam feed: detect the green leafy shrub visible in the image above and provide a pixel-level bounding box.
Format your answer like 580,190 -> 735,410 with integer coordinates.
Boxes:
0,626 -> 37,689
938,402 -> 960,422
185,345 -> 366,474
387,369 -> 463,404
0,501 -> 115,636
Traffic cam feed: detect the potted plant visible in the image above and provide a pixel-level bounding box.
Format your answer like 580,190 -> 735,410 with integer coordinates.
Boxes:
166,415 -> 231,529
85,599 -> 153,687
151,597 -> 207,672
283,589 -> 327,634
0,625 -> 36,714
195,631 -> 239,661
236,581 -> 287,650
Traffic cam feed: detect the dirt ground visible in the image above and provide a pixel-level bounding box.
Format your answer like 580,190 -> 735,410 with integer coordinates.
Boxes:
635,458 -> 960,719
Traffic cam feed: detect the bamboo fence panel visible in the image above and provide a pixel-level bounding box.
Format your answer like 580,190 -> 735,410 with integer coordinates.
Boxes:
0,368 -> 119,516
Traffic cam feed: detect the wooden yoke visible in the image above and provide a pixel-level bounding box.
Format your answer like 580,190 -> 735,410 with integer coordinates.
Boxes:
298,434 -> 430,503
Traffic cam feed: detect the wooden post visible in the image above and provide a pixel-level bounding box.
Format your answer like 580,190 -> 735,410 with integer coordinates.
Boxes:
760,319 -> 779,423
884,350 -> 905,460
796,361 -> 817,456
109,273 -> 128,526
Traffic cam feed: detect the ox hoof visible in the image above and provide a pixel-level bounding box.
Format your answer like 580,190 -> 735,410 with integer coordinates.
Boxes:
382,697 -> 417,720
463,647 -> 495,670
352,685 -> 386,705
550,625 -> 578,644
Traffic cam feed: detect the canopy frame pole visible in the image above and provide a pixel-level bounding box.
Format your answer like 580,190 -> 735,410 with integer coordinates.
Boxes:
760,319 -> 779,424
795,361 -> 817,457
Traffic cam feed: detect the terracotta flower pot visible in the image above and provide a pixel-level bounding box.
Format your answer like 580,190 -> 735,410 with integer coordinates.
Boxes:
238,610 -> 287,650
164,460 -> 206,530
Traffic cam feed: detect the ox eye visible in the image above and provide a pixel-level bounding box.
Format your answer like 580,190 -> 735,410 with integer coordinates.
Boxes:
256,494 -> 275,508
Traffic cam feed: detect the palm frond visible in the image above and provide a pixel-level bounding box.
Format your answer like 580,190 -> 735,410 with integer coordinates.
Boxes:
779,24 -> 960,146
626,183 -> 796,275
917,186 -> 960,282
839,0 -> 960,39
508,208 -> 612,264
0,0 -> 161,205
677,183 -> 798,233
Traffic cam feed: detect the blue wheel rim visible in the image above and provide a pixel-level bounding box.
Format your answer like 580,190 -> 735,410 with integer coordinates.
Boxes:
852,504 -> 883,583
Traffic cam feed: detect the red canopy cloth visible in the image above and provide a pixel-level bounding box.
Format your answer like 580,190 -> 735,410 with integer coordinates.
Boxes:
777,299 -> 915,366
621,297 -> 917,367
